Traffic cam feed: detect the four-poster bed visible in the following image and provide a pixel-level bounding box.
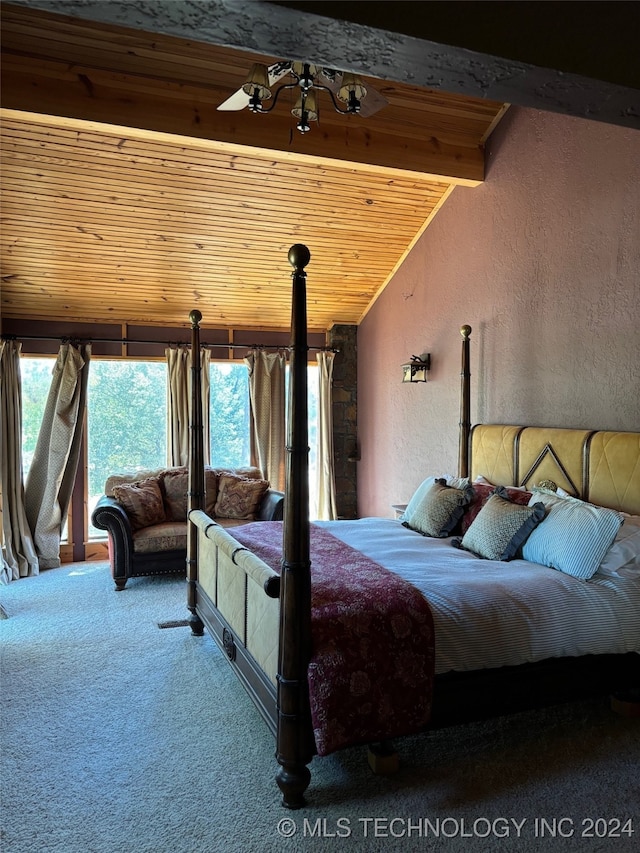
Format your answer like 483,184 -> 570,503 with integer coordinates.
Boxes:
185,245 -> 640,808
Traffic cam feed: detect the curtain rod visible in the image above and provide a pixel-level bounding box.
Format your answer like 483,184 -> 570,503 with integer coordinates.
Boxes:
1,333 -> 338,353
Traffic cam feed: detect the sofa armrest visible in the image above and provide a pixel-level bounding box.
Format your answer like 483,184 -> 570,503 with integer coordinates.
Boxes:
91,496 -> 135,582
257,489 -> 284,521
92,495 -> 133,537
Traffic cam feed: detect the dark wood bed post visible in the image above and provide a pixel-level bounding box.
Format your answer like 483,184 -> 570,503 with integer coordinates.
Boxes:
187,308 -> 205,636
275,244 -> 314,809
458,324 -> 472,479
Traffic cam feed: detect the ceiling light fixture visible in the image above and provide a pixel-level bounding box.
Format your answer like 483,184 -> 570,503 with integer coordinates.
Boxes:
219,61 -> 384,134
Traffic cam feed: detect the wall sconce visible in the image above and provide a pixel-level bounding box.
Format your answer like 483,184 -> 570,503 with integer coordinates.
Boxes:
402,353 -> 431,383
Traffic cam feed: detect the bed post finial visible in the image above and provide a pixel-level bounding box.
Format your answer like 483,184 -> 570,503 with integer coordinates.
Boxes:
458,324 -> 472,479
288,243 -> 311,270
276,244 -> 314,809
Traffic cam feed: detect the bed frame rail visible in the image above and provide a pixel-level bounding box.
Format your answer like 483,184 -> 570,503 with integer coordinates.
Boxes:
190,510 -> 280,733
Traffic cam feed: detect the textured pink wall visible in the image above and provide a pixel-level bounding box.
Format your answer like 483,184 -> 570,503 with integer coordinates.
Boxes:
357,106 -> 640,517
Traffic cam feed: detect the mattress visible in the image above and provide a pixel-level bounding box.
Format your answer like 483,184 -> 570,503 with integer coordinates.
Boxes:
317,518 -> 640,675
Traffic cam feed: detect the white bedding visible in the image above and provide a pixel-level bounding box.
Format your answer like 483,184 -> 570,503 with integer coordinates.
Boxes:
316,518 -> 640,675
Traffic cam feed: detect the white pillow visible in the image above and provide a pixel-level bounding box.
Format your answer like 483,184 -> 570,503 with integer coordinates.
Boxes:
522,489 -> 623,580
597,517 -> 640,576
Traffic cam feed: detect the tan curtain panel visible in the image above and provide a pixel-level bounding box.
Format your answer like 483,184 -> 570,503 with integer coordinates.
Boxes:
24,343 -> 91,570
166,346 -> 211,468
0,341 -> 38,582
245,350 -> 286,491
316,351 -> 337,520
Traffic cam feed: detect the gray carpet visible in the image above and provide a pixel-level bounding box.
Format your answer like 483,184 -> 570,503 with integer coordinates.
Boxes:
1,562 -> 638,853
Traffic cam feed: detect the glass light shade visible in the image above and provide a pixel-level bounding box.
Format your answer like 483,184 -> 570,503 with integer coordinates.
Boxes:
402,354 -> 430,383
337,72 -> 367,104
291,62 -> 320,80
292,89 -> 318,123
241,63 -> 272,100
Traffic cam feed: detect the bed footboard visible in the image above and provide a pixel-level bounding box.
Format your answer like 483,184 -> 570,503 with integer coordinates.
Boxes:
189,509 -> 280,733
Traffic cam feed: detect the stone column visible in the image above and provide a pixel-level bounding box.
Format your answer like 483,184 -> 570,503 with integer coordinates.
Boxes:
327,324 -> 358,519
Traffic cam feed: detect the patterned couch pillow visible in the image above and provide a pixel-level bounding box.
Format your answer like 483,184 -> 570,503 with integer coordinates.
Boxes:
213,465 -> 263,480
112,477 -> 166,530
454,489 -> 546,561
403,479 -> 474,538
204,467 -> 220,517
214,473 -> 270,519
161,467 -> 189,521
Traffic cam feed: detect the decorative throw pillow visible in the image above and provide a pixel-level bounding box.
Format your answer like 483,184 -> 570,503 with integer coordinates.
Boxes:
161,467 -> 189,521
112,477 -> 166,530
104,467 -> 165,498
454,490 -> 546,560
522,488 -> 623,580
402,475 -> 469,520
402,479 -> 474,538
214,473 -> 269,519
461,483 -> 532,534
204,467 -> 220,516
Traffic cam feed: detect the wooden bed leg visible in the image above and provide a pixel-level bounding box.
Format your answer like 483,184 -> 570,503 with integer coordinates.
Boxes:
188,612 -> 204,636
367,741 -> 399,775
276,761 -> 312,810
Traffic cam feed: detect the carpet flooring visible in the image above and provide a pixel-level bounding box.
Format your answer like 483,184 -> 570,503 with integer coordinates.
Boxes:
1,561 -> 638,853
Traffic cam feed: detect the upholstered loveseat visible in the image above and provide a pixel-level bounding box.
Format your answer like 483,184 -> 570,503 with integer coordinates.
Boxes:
91,465 -> 284,590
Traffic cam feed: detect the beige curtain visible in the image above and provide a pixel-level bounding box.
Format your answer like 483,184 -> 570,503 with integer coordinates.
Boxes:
316,351 -> 337,520
166,346 -> 210,468
24,343 -> 91,570
1,341 -> 38,582
245,349 -> 286,490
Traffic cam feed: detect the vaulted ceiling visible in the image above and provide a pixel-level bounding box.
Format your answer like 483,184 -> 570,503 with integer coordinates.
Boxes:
0,2 -> 512,333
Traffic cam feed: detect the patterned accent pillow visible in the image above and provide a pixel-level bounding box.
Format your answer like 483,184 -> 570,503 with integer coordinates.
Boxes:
112,477 -> 166,531
161,467 -> 189,521
522,488 -> 623,580
204,468 -> 220,516
214,473 -> 270,519
461,483 -> 533,534
160,467 -> 220,519
213,465 -> 263,480
403,479 -> 474,538
454,490 -> 546,561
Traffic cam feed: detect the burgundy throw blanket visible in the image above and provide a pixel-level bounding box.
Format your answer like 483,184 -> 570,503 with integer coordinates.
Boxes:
231,521 -> 435,756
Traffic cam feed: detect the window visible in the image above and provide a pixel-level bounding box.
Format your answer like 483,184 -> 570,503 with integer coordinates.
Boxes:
209,360 -> 319,517
22,354 -> 321,547
209,361 -> 251,468
87,360 -> 167,536
307,365 -> 319,520
20,357 -> 55,479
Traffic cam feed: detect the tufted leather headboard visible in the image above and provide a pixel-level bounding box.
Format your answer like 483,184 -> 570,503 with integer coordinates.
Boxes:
470,425 -> 640,515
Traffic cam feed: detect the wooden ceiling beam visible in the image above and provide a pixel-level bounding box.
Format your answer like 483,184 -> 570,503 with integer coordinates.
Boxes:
0,55 -> 485,183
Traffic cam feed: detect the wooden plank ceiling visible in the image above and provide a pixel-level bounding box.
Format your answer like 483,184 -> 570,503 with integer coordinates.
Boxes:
0,3 -> 508,333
